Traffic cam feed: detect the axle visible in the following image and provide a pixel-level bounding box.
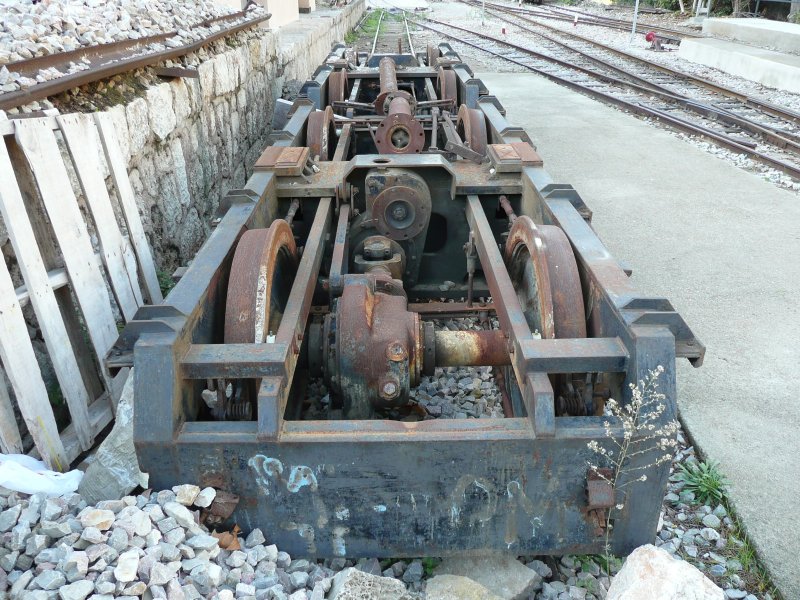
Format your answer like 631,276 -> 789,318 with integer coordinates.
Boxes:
374,57 -> 425,154
314,271 -> 511,419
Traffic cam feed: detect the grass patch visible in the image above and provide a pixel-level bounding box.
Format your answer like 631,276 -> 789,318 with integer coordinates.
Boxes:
678,460 -> 729,505
157,269 -> 176,297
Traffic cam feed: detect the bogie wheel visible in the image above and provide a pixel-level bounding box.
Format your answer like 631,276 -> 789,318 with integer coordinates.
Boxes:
505,216 -> 589,416
307,106 -> 336,161
437,67 -> 458,108
328,68 -> 349,106
504,216 -> 586,340
225,220 -> 298,345
456,104 -> 488,156
218,221 -> 298,420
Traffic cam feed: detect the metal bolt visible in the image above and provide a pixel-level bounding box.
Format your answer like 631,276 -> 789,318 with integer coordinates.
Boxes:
391,204 -> 408,221
381,381 -> 398,398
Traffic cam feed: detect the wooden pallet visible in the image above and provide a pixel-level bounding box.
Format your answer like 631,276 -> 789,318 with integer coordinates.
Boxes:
0,112 -> 161,471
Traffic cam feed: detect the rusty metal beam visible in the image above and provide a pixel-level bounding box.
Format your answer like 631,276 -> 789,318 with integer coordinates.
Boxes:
520,337 -> 628,373
180,343 -> 289,379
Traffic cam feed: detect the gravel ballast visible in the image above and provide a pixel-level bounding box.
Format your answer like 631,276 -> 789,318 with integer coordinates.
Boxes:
0,426 -> 774,600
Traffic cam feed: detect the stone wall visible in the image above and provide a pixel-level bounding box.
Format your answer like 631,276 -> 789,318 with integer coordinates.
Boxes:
104,1 -> 364,270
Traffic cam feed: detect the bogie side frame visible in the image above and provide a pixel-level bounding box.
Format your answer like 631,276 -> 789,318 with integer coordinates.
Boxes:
110,43 -> 703,558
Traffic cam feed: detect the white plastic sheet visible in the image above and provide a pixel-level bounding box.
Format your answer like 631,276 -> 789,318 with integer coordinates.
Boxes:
0,454 -> 83,496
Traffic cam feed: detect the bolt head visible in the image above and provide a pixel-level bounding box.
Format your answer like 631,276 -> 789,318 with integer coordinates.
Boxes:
381,381 -> 398,398
391,204 -> 408,220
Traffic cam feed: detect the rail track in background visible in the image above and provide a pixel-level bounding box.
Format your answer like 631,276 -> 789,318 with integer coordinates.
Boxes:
513,2 -> 703,41
406,8 -> 800,181
0,8 -> 269,111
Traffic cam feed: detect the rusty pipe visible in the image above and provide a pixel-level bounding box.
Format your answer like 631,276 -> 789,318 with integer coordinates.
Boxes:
432,330 -> 511,368
499,195 -> 517,224
388,95 -> 412,116
379,56 -> 399,95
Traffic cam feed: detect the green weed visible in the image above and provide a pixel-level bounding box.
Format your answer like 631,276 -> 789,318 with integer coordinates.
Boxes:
677,460 -> 729,505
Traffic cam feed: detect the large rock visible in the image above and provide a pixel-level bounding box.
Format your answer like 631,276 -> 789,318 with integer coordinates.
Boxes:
435,552 -> 541,600
607,545 -> 724,600
328,567 -> 414,600
426,574 -> 504,600
78,372 -> 148,503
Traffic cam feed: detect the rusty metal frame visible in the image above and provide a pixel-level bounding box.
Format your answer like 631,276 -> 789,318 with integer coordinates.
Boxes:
117,43 -> 703,559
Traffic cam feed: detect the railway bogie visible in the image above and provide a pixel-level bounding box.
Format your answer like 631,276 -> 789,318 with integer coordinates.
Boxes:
109,43 -> 703,558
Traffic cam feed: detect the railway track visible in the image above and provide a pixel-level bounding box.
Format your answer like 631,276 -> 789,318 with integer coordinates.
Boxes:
0,8 -> 269,111
526,3 -> 702,41
405,7 -> 800,181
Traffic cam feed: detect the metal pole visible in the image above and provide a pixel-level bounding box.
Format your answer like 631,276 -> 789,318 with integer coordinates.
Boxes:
629,0 -> 641,45
482,0 -> 486,25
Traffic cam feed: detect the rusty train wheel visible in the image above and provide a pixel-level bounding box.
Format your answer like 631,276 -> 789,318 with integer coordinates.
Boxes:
225,220 -> 298,345
456,104 -> 488,156
504,216 -> 586,339
307,106 -> 336,161
437,67 -> 457,107
328,68 -> 349,106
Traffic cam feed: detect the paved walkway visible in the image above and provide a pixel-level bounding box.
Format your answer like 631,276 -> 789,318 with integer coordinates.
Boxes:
479,73 -> 800,598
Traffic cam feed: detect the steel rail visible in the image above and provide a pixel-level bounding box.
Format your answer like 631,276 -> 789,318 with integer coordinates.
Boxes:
4,10 -> 257,79
545,3 -> 702,39
0,11 -> 270,111
371,10 -> 386,56
412,18 -> 800,179
404,12 -> 416,60
482,0 -> 700,40
474,5 -> 800,155
468,0 -> 800,127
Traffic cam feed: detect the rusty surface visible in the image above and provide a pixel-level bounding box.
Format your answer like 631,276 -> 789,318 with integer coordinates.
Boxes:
433,330 -> 510,367
537,225 -> 587,339
325,274 -> 421,418
498,195 -> 517,223
437,67 -> 458,105
457,105 -> 488,155
375,56 -> 410,116
494,368 -> 515,418
224,221 -> 297,345
307,106 -> 335,161
505,216 -> 556,339
427,44 -> 440,67
254,146 -> 310,176
409,301 -> 496,316
328,68 -> 349,105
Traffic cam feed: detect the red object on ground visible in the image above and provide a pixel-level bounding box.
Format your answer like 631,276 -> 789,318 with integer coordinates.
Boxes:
645,31 -> 657,42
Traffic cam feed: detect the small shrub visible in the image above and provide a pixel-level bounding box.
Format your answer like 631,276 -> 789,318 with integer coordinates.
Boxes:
157,269 -> 176,297
678,460 -> 730,505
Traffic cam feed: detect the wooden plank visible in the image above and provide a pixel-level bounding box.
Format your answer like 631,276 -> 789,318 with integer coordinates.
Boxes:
58,113 -> 143,321
16,119 -> 120,394
94,113 -> 163,305
0,368 -> 24,454
16,268 -> 69,307
0,253 -> 69,469
0,136 -> 95,452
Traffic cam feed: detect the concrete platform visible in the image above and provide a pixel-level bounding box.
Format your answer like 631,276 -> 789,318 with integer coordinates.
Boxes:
704,17 -> 800,53
478,72 -> 800,599
679,37 -> 800,93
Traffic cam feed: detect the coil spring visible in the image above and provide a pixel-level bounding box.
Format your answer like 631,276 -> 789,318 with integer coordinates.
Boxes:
226,400 -> 253,421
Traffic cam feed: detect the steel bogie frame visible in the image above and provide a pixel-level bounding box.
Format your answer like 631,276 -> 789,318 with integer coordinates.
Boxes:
115,44 -> 703,558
